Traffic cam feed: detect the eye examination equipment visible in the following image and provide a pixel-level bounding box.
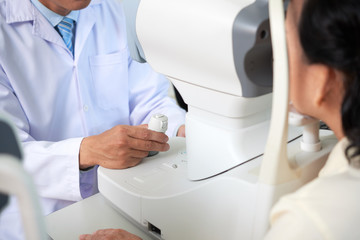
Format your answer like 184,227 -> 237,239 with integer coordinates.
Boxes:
97,0 -> 338,239
0,115 -> 47,240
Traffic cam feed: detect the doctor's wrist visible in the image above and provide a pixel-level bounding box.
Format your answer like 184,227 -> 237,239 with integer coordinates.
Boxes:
79,136 -> 96,170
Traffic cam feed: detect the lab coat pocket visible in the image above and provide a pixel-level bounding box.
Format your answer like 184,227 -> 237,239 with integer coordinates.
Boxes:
89,50 -> 129,110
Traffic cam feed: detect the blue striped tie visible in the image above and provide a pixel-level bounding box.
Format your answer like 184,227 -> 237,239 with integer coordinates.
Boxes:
56,17 -> 75,55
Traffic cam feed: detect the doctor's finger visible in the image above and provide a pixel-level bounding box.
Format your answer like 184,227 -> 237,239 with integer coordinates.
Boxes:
128,149 -> 150,159
78,234 -> 91,240
118,157 -> 143,168
127,126 -> 169,143
128,137 -> 170,152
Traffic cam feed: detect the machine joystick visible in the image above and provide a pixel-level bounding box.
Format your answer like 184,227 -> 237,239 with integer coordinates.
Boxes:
148,114 -> 168,157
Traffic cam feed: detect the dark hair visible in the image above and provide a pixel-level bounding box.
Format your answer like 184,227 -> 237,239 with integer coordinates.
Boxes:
299,0 -> 360,165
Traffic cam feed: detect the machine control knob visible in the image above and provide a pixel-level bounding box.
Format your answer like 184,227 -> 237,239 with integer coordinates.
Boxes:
148,114 -> 168,157
148,114 -> 168,133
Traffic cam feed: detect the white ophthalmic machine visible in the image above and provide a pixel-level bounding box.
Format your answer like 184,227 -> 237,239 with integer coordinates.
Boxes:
98,0 -> 338,239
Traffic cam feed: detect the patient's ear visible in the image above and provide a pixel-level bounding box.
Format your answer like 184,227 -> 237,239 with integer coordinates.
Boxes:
307,64 -> 335,108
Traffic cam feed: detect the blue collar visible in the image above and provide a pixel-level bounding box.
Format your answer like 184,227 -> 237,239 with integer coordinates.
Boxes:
31,0 -> 79,27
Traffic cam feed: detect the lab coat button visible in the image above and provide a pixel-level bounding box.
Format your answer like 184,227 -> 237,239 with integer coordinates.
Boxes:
83,105 -> 89,112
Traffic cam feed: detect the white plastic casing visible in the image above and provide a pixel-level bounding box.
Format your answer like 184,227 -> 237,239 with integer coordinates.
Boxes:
289,106 -> 322,152
136,0 -> 276,180
136,0 -> 255,97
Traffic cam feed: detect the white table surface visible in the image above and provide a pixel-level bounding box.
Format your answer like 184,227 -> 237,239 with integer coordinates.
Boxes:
46,193 -> 153,240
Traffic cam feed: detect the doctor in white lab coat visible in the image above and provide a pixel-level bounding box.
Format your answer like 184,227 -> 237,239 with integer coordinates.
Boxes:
0,0 -> 186,238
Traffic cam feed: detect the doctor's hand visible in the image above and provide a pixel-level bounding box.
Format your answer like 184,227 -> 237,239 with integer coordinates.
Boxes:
79,229 -> 142,240
79,125 -> 169,170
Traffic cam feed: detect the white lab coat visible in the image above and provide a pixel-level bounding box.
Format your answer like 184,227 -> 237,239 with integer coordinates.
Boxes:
0,0 -> 185,238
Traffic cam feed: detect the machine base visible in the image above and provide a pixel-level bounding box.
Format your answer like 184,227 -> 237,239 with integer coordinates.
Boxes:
98,131 -> 337,240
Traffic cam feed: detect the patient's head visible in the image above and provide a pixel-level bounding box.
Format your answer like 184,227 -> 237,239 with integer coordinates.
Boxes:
286,0 -> 360,164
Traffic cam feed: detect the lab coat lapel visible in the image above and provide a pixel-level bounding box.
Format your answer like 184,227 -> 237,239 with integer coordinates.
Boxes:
32,11 -> 65,48
74,1 -> 101,61
6,0 -> 67,50
5,0 -> 33,23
